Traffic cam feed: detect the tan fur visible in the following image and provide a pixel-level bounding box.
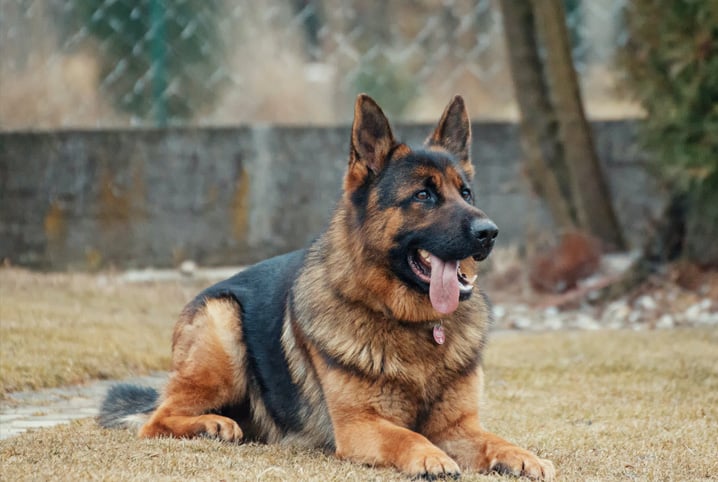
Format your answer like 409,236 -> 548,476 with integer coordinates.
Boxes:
140,298 -> 246,441
136,95 -> 554,480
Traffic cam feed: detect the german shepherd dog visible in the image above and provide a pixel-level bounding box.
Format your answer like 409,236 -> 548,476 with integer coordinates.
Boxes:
99,95 -> 555,480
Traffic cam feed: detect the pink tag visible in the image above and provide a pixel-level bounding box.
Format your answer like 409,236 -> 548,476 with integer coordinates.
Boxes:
433,324 -> 445,345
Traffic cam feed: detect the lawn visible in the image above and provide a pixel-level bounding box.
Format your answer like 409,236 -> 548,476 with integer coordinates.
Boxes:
1,267 -> 717,480
0,267 -> 204,396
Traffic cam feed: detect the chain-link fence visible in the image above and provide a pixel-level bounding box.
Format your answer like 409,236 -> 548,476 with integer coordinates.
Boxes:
0,0 -> 637,130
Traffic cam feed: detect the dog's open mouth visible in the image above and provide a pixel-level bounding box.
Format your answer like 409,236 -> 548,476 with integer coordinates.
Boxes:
408,248 -> 477,314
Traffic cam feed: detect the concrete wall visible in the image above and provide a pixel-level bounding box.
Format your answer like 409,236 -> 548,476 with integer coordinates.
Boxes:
0,121 -> 664,270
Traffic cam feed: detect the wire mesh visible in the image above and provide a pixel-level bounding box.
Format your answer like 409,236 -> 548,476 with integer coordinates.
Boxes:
0,0 -> 634,130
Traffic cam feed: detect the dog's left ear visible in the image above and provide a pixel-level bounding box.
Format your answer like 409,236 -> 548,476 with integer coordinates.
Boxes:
426,95 -> 473,178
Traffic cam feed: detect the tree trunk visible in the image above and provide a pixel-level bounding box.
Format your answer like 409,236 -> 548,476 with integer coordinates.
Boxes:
532,0 -> 626,251
499,0 -> 576,231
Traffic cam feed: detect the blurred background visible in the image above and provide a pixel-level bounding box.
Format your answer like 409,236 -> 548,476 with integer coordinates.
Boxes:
0,0 -> 637,129
1,0 -> 716,296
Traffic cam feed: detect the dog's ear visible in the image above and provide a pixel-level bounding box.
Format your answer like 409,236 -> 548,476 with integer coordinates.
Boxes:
426,95 -> 473,177
347,94 -> 396,184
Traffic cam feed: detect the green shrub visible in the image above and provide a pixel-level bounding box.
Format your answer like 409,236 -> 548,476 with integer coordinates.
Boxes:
352,59 -> 419,120
67,0 -> 226,124
621,0 -> 718,187
621,0 -> 718,266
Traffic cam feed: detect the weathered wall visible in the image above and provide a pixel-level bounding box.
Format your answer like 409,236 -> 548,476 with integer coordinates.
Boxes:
0,121 -> 664,270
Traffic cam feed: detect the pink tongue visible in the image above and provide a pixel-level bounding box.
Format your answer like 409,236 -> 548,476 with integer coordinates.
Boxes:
428,254 -> 460,314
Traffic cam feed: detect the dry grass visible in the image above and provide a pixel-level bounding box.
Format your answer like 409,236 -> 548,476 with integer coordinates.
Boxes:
483,329 -> 718,481
1,267 -> 717,480
0,267 -> 205,396
2,325 -> 717,480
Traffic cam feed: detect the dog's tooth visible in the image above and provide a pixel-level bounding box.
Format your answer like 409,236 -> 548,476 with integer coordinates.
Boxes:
467,274 -> 478,284
418,249 -> 431,261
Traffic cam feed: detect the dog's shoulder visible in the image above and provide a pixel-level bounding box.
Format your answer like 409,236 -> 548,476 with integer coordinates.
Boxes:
198,249 -> 307,308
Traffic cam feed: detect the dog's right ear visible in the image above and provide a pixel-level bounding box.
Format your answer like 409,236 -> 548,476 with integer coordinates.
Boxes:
345,94 -> 397,190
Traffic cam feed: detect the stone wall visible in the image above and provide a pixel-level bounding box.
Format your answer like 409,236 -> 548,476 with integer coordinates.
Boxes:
0,121 -> 664,270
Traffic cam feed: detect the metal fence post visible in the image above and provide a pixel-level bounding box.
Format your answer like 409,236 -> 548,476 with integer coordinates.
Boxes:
150,0 -> 168,127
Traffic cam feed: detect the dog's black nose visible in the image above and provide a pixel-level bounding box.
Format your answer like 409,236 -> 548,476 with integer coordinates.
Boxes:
470,218 -> 499,243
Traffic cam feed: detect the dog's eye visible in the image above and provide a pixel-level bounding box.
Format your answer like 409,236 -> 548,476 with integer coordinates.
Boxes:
414,190 -> 431,201
460,188 -> 472,202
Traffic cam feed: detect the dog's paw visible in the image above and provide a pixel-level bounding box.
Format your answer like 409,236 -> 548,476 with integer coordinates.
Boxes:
489,449 -> 555,481
402,449 -> 461,480
197,414 -> 244,442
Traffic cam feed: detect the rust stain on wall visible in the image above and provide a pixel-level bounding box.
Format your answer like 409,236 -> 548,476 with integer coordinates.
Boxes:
130,163 -> 147,219
44,201 -> 67,242
98,168 -> 132,227
231,166 -> 250,241
97,163 -> 146,229
206,183 -> 219,207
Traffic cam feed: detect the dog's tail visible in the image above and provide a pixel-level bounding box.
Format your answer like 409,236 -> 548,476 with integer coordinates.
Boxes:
97,384 -> 159,430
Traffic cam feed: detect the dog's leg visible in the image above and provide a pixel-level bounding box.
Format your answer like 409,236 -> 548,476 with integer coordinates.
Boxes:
332,413 -> 462,479
426,368 -> 555,481
139,298 -> 247,442
312,356 -> 460,478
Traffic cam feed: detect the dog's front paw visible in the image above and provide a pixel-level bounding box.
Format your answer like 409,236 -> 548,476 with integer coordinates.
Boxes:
489,448 -> 554,481
196,414 -> 244,442
400,447 -> 461,479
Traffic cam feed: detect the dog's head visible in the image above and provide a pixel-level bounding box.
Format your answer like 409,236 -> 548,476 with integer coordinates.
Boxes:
342,94 -> 498,316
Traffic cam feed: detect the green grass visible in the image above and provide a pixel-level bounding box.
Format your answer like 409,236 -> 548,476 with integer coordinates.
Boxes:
1,267 -> 717,480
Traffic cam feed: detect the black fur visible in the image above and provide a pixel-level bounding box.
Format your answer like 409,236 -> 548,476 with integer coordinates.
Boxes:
375,149 -> 468,211
98,251 -> 309,434
98,384 -> 158,428
197,249 -> 307,433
